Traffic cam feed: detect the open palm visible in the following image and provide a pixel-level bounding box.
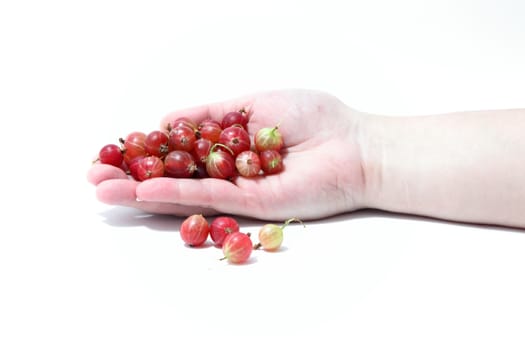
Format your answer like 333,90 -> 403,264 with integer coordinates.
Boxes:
88,89 -> 367,220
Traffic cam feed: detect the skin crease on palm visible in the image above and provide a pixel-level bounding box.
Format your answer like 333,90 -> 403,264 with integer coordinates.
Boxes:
87,89 -> 367,220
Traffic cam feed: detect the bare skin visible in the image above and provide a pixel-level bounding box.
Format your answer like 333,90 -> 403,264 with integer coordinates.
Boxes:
87,89 -> 525,228
362,109 -> 525,228
88,90 -> 366,220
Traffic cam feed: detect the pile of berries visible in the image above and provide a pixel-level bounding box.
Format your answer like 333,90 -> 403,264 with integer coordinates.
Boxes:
180,214 -> 303,264
96,110 -> 285,181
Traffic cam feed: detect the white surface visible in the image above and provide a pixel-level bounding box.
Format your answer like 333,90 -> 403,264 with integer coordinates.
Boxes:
1,1 -> 524,349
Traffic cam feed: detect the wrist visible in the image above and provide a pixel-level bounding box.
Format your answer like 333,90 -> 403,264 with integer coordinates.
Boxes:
338,107 -> 383,212
356,113 -> 399,212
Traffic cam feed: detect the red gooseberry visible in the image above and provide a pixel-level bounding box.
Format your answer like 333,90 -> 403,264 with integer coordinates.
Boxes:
169,117 -> 197,132
210,216 -> 240,246
164,150 -> 197,178
259,149 -> 283,175
180,214 -> 210,247
218,126 -> 251,156
206,144 -> 236,180
120,131 -> 147,165
168,125 -> 197,152
235,150 -> 261,177
133,156 -> 165,181
221,232 -> 253,264
192,138 -> 213,165
198,119 -> 222,143
98,144 -> 123,167
221,110 -> 248,130
145,130 -> 169,158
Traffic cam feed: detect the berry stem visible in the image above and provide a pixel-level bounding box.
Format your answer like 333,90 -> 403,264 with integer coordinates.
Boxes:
281,217 -> 305,230
209,142 -> 234,156
253,242 -> 262,250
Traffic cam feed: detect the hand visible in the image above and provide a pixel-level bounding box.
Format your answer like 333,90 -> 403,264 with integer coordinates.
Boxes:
87,89 -> 367,220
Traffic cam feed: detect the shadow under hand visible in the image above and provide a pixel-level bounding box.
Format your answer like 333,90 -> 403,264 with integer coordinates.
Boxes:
96,207 -> 524,234
97,206 -> 183,232
311,208 -> 525,234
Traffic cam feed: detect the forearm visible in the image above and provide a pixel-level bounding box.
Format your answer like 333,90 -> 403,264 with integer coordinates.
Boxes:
360,109 -> 525,228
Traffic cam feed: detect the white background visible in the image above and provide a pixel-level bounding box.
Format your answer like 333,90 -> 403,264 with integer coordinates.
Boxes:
1,1 -> 525,349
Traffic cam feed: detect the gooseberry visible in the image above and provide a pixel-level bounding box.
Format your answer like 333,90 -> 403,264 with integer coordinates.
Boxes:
180,214 -> 209,247
206,144 -> 236,179
221,232 -> 253,264
259,149 -> 283,175
221,110 -> 248,130
169,117 -> 197,132
192,138 -> 213,165
98,144 -> 123,167
254,124 -> 283,152
210,216 -> 240,246
164,150 -> 197,178
218,126 -> 251,156
254,217 -> 304,251
168,125 -> 197,152
145,130 -> 169,158
198,119 -> 222,143
133,156 -> 165,181
235,150 -> 261,177
120,131 -> 147,165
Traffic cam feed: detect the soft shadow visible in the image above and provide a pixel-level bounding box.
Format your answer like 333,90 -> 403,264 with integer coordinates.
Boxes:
184,241 -> 215,249
97,207 -> 183,232
96,207 -> 524,234
255,246 -> 289,253
96,207 -> 267,233
310,209 -> 525,234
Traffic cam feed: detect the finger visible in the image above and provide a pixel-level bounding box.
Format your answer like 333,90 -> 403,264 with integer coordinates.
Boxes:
136,177 -> 263,217
95,178 -> 218,217
96,179 -> 139,205
160,94 -> 256,129
87,164 -> 128,185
